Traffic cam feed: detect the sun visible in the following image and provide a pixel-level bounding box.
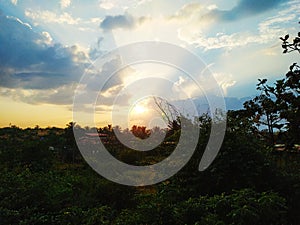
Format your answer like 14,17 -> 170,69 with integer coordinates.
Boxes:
133,105 -> 147,114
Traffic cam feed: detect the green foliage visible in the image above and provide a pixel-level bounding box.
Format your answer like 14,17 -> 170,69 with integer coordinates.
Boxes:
114,189 -> 287,225
175,189 -> 287,225
0,107 -> 299,224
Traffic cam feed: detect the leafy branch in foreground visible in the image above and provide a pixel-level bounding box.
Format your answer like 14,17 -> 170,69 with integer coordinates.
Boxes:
280,22 -> 300,54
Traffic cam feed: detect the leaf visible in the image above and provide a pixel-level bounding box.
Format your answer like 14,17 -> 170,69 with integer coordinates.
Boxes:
290,65 -> 294,71
290,63 -> 297,71
286,71 -> 293,78
257,78 -> 267,86
265,90 -> 270,97
268,87 -> 275,93
284,34 -> 289,40
293,37 -> 300,44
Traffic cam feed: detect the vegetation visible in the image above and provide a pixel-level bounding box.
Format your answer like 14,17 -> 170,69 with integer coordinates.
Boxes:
0,23 -> 299,225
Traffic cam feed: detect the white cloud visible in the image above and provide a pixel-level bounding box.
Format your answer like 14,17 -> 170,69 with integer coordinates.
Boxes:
11,0 -> 17,5
34,31 -> 53,45
172,76 -> 203,99
171,0 -> 300,51
178,8 -> 298,51
6,16 -> 32,29
1,84 -> 75,105
25,10 -> 80,25
207,4 -> 218,11
178,29 -> 260,50
169,3 -> 206,21
98,0 -> 152,11
42,31 -> 53,44
60,0 -> 71,9
136,0 -> 152,5
99,0 -> 115,10
213,73 -> 236,96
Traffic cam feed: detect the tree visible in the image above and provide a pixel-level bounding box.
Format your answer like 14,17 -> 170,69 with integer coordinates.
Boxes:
279,26 -> 300,147
153,97 -> 181,131
243,22 -> 300,148
131,125 -> 150,139
63,122 -> 83,163
243,79 -> 283,146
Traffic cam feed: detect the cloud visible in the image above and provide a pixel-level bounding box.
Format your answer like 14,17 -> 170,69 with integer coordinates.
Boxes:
225,0 -> 283,20
1,70 -> 75,90
1,85 -> 75,105
206,0 -> 284,22
136,0 -> 152,5
83,57 -> 125,93
168,0 -> 288,30
100,14 -> 135,31
213,73 -> 236,96
98,0 -> 153,10
100,13 -> 149,31
66,55 -> 134,112
178,30 -> 259,50
11,0 -> 18,5
99,0 -> 115,10
0,14 -> 89,105
25,10 -> 80,25
60,0 -> 71,9
172,76 -> 199,99
177,0 -> 300,50
169,3 -> 205,21
0,17 -> 86,69
170,0 -> 288,42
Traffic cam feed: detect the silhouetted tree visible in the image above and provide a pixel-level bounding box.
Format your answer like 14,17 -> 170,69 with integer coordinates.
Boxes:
243,22 -> 300,148
154,96 -> 181,131
280,24 -> 300,147
63,122 -> 83,163
131,125 -> 150,139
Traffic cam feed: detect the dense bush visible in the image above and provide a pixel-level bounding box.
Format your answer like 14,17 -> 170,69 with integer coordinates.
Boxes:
114,189 -> 287,225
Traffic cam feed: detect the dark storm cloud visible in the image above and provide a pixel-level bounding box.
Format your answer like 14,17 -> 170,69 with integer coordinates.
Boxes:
209,0 -> 284,21
0,14 -> 88,90
1,71 -> 74,89
0,13 -> 131,108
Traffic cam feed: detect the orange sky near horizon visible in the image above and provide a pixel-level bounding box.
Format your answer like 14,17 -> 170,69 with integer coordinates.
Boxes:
0,96 -> 73,128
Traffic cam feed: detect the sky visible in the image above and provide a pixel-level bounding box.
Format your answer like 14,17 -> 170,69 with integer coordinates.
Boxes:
0,0 -> 299,128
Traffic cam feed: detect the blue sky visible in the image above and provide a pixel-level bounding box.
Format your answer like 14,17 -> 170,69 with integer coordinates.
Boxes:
0,0 -> 299,128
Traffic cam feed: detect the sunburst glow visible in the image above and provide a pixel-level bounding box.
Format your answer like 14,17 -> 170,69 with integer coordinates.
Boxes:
132,105 -> 147,114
